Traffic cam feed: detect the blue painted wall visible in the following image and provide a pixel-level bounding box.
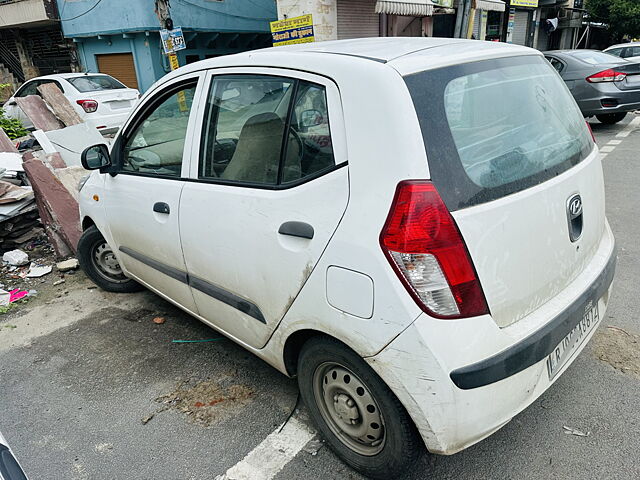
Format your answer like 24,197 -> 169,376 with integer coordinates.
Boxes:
60,0 -> 277,91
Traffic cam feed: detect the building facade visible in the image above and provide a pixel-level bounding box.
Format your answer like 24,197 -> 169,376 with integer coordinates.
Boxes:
59,0 -> 277,92
0,0 -> 74,96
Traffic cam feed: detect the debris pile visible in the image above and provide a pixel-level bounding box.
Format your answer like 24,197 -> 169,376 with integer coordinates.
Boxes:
0,80 -> 110,257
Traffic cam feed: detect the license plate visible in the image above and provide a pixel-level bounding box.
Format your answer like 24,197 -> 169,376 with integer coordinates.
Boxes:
109,100 -> 131,110
625,75 -> 640,86
547,300 -> 600,379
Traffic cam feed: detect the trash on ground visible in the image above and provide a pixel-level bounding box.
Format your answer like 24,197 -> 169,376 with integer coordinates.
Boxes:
303,438 -> 324,456
53,279 -> 65,286
152,316 -> 166,325
8,289 -> 28,303
3,249 -> 29,266
141,413 -> 155,425
25,263 -> 52,278
0,289 -> 10,306
56,258 -> 79,272
563,426 -> 590,437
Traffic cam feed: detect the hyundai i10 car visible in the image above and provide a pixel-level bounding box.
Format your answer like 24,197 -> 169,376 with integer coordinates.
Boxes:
76,38 -> 616,479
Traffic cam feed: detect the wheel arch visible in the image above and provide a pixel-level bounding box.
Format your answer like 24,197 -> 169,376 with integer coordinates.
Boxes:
282,329 -> 352,377
81,215 -> 96,231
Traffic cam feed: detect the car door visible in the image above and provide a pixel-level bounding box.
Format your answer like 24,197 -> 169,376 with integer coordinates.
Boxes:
179,69 -> 349,349
102,73 -> 205,312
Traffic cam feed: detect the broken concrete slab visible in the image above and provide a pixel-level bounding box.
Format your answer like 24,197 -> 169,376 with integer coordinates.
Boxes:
52,166 -> 86,201
56,258 -> 79,272
43,123 -> 104,168
0,129 -> 18,153
22,157 -> 80,257
37,83 -> 83,127
14,95 -> 64,132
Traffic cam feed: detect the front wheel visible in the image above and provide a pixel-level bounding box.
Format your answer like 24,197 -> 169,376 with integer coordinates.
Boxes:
297,337 -> 423,479
596,112 -> 627,124
77,225 -> 143,293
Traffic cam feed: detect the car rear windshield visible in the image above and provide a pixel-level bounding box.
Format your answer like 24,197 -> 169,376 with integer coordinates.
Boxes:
404,55 -> 594,211
68,75 -> 126,92
571,51 -> 626,65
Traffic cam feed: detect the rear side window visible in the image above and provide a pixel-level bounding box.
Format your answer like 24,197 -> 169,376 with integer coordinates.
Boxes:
404,56 -> 593,210
606,48 -> 623,57
572,51 -> 625,64
68,75 -> 126,92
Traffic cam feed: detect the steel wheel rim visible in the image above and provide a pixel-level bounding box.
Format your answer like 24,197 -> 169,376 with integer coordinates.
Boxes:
312,361 -> 386,456
91,241 -> 128,283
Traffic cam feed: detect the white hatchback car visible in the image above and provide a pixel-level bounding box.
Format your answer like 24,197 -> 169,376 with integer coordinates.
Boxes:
604,42 -> 640,63
3,73 -> 139,134
76,38 -> 616,479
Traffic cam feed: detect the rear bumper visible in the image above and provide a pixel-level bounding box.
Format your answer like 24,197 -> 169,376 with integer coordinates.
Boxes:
577,83 -> 640,116
84,111 -> 132,134
450,245 -> 616,389
366,221 -> 616,455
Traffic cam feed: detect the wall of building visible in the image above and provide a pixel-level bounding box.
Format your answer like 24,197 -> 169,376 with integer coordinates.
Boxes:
276,0 -> 338,41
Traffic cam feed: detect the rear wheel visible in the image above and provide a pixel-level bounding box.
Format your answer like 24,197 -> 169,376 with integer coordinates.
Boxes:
297,337 -> 423,479
77,225 -> 143,293
596,112 -> 627,124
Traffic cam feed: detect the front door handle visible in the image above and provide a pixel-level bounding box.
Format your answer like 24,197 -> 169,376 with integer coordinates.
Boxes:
153,202 -> 170,214
278,221 -> 314,239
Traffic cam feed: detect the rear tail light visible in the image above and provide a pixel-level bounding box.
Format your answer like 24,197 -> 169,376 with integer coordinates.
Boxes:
380,181 -> 489,319
586,121 -> 596,144
76,99 -> 98,113
586,69 -> 626,83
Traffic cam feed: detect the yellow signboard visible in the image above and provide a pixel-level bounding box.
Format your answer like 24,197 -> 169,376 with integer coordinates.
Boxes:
270,14 -> 314,46
168,53 -> 180,71
510,0 -> 539,7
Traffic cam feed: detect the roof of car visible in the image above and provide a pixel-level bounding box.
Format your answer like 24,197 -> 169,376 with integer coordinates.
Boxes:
169,37 -> 536,78
27,72 -> 112,82
606,42 -> 640,49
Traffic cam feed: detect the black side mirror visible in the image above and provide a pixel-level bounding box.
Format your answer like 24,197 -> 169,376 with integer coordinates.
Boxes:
81,144 -> 111,171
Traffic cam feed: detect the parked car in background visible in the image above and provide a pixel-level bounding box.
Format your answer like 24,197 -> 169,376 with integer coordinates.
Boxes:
604,42 -> 640,63
2,73 -> 139,134
0,430 -> 27,480
545,49 -> 640,124
76,38 -> 615,479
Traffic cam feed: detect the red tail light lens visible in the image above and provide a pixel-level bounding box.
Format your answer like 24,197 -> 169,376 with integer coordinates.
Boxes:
586,121 -> 596,144
380,181 -> 489,319
586,69 -> 626,83
76,99 -> 98,113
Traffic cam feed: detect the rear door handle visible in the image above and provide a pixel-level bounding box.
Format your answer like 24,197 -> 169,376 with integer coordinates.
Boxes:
153,202 -> 170,214
278,221 -> 314,239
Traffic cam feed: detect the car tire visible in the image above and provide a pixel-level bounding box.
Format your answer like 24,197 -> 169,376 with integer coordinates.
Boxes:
297,336 -> 423,480
596,112 -> 627,124
77,225 -> 143,293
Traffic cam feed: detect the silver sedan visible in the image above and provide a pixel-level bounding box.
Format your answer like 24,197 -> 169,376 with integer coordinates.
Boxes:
545,49 -> 640,124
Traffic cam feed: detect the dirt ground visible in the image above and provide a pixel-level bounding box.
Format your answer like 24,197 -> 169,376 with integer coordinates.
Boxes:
593,326 -> 640,381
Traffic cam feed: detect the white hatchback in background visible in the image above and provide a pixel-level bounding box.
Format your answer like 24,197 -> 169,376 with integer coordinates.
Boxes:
3,73 -> 139,134
75,38 -> 616,479
604,42 -> 640,63
0,430 -> 28,480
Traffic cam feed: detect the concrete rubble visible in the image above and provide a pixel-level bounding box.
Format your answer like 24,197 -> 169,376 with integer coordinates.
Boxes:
0,80 -> 112,258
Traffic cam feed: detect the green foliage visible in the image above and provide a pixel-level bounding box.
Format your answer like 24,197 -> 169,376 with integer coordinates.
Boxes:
586,0 -> 640,42
0,108 -> 29,140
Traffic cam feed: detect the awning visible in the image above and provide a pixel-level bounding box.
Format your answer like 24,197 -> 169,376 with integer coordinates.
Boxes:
475,0 -> 506,12
375,0 -> 436,16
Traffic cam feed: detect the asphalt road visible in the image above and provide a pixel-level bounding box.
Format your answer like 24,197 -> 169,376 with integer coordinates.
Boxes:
1,114 -> 639,480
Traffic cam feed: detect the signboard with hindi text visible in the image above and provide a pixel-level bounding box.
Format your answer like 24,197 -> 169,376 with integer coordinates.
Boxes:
510,0 -> 538,7
270,14 -> 314,46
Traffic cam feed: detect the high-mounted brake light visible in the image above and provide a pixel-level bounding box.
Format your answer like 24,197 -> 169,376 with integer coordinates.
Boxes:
76,99 -> 98,113
380,181 -> 489,319
586,69 -> 626,83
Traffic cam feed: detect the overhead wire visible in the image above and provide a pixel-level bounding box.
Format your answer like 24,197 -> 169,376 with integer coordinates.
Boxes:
59,0 -> 104,22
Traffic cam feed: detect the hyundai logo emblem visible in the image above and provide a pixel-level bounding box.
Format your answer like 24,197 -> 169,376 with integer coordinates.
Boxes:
568,195 -> 583,218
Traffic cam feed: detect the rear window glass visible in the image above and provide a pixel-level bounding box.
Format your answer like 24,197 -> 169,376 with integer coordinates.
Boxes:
68,75 -> 126,92
571,51 -> 624,64
404,56 -> 594,210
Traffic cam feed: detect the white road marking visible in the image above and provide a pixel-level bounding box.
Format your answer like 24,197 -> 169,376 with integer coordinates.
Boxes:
615,116 -> 640,138
216,417 -> 315,480
599,146 -> 615,153
606,139 -> 622,145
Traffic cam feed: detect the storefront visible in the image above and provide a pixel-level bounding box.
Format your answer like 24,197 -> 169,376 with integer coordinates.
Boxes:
506,0 -> 540,47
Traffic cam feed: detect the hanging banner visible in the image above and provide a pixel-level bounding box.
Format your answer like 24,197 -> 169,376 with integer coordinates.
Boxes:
160,27 -> 186,54
510,0 -> 538,7
270,14 -> 315,46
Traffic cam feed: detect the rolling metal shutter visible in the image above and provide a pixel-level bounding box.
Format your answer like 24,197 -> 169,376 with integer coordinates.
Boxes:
511,10 -> 530,46
337,0 -> 380,39
96,53 -> 139,90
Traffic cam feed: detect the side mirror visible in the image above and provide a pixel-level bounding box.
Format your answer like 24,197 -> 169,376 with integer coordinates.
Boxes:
299,109 -> 323,128
81,144 -> 111,170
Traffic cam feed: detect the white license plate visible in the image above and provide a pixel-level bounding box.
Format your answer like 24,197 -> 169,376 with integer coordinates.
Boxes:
547,301 -> 600,379
109,100 -> 131,110
626,76 -> 640,86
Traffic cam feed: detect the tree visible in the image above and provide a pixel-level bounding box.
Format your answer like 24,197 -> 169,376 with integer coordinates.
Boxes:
586,0 -> 640,43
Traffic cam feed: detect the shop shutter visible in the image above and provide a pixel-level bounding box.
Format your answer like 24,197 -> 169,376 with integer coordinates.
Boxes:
96,53 -> 139,90
511,9 -> 530,46
472,9 -> 481,39
337,0 -> 380,39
